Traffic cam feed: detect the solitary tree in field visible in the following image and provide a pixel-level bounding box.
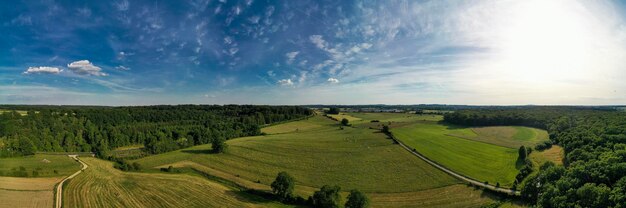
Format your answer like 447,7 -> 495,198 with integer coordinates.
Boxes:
518,145 -> 527,160
345,189 -> 369,208
341,118 -> 350,126
271,171 -> 295,201
212,138 -> 228,153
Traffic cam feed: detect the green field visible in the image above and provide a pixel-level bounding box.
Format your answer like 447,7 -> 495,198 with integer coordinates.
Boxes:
393,121 -> 521,187
135,116 -> 458,193
326,113 -> 363,123
447,126 -> 549,148
0,154 -> 81,177
64,157 -> 291,208
261,116 -> 328,134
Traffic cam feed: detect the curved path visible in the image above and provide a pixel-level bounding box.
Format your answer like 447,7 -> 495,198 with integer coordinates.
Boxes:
390,133 -> 520,196
55,155 -> 88,208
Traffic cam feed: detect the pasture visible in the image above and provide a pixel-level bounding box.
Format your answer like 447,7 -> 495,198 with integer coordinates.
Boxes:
393,122 -> 521,187
0,154 -> 81,177
63,157 -> 289,208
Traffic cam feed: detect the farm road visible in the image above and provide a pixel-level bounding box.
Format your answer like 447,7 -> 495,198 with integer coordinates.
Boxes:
55,155 -> 88,208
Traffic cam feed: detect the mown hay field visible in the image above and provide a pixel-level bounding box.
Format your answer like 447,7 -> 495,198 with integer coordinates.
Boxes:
0,176 -> 64,208
63,157 -> 291,208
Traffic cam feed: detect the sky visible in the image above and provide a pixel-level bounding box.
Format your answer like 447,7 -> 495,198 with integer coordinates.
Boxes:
2,0 -> 626,105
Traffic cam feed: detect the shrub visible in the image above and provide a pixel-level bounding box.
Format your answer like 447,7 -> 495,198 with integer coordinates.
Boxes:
271,171 -> 295,201
311,185 -> 341,208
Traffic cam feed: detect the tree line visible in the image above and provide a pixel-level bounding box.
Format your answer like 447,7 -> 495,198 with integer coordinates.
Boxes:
0,105 -> 312,158
444,106 -> 626,207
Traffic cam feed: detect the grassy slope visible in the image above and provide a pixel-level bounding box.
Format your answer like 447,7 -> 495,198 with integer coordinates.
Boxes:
135,117 -> 458,193
64,157 -> 290,208
133,113 -> 511,207
393,122 -> 520,187
0,154 -> 81,177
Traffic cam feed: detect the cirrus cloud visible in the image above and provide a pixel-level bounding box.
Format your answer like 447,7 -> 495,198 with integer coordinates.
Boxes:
67,60 -> 107,76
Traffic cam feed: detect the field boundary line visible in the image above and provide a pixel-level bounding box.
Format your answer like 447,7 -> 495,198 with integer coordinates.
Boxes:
55,155 -> 89,208
388,132 -> 521,196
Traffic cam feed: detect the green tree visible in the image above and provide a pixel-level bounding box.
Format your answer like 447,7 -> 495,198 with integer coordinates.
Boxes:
18,138 -> 36,155
382,125 -> 390,134
345,189 -> 369,208
518,145 -> 527,160
271,171 -> 295,201
211,137 -> 228,153
341,118 -> 350,126
311,185 -> 341,208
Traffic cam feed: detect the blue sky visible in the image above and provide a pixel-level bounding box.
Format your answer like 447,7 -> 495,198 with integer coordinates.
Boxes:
2,0 -> 626,105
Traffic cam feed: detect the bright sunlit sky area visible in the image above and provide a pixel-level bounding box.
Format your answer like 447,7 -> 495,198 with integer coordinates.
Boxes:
1,0 -> 626,105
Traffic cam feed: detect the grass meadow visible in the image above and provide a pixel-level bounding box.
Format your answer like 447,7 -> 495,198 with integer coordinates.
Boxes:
392,122 -> 521,187
0,154 -> 81,177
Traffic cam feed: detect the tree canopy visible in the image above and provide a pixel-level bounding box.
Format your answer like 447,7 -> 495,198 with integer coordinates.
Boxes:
0,105 -> 311,157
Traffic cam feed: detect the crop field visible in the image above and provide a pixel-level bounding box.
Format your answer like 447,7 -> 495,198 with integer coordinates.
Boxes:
0,176 -> 64,208
447,126 -> 549,148
0,154 -> 81,177
393,121 -> 520,187
326,113 -> 363,122
63,157 -> 289,208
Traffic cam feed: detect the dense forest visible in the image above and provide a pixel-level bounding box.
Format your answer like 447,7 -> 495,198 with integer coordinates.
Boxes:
444,107 -> 626,207
0,105 -> 312,157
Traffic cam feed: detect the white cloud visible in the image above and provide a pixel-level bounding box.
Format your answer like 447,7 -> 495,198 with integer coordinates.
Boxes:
309,35 -> 327,49
285,51 -> 299,64
277,79 -> 293,86
115,65 -> 130,70
327,78 -> 339,83
23,66 -> 62,74
67,60 -> 107,76
114,0 -> 129,11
